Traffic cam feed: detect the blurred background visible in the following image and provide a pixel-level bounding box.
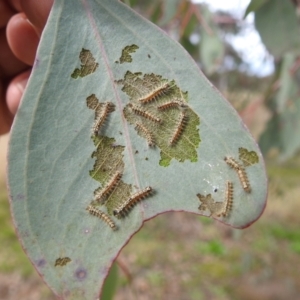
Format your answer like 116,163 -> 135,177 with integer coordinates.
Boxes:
1,0 -> 300,299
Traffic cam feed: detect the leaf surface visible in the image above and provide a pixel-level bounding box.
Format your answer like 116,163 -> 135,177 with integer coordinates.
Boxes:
259,53 -> 300,161
199,5 -> 224,75
244,0 -> 269,18
7,0 -> 267,299
254,0 -> 300,58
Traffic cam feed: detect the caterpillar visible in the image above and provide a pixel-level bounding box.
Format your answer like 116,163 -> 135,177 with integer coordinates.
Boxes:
224,156 -> 251,193
129,104 -> 162,124
138,82 -> 171,104
135,122 -> 155,147
94,171 -> 122,204
169,112 -> 188,146
219,181 -> 234,217
92,102 -> 115,135
113,186 -> 153,219
224,156 -> 240,170
237,168 -> 251,193
157,100 -> 187,110
86,205 -> 117,230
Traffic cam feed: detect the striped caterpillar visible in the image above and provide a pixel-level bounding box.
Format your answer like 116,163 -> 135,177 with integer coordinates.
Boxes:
92,102 -> 115,135
129,104 -> 162,124
86,205 -> 117,230
169,112 -> 188,146
135,122 -> 155,147
224,156 -> 251,193
157,100 -> 187,110
113,186 -> 153,219
138,82 -> 170,104
94,171 -> 122,204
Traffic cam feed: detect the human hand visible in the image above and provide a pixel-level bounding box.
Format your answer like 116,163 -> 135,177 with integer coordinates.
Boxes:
0,0 -> 53,135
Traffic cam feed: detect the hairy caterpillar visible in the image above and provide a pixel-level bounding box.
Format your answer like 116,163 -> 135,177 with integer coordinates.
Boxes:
129,104 -> 162,124
94,171 -> 122,204
135,122 -> 155,147
224,156 -> 251,193
157,100 -> 187,110
220,181 -> 234,217
86,205 -> 117,230
92,102 -> 115,135
138,82 -> 171,104
169,112 -> 188,146
113,186 -> 153,218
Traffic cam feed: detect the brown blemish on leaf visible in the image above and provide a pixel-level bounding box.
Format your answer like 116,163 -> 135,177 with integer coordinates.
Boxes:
75,268 -> 87,281
197,194 -> 224,217
71,48 -> 99,79
197,184 -> 234,218
55,257 -> 71,267
238,147 -> 259,167
118,44 -> 139,64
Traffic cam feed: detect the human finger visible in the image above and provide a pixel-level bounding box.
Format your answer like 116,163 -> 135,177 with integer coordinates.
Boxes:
6,69 -> 30,115
6,13 -> 39,65
21,0 -> 53,35
0,27 -> 28,77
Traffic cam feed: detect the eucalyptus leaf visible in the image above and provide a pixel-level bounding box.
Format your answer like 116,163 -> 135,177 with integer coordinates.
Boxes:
275,53 -> 297,113
254,0 -> 300,59
243,0 -> 270,18
199,5 -> 224,75
159,0 -> 182,26
260,53 -> 300,161
7,0 -> 267,299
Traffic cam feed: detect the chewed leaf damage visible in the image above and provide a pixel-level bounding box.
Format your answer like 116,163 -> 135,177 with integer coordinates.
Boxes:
117,71 -> 201,167
71,48 -> 99,79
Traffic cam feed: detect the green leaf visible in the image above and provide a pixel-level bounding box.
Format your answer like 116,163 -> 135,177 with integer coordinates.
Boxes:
159,0 -> 182,26
243,0 -> 270,18
7,0 -> 267,299
101,262 -> 118,300
199,6 -> 225,75
259,53 -> 300,161
275,53 -> 298,113
254,0 -> 300,58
